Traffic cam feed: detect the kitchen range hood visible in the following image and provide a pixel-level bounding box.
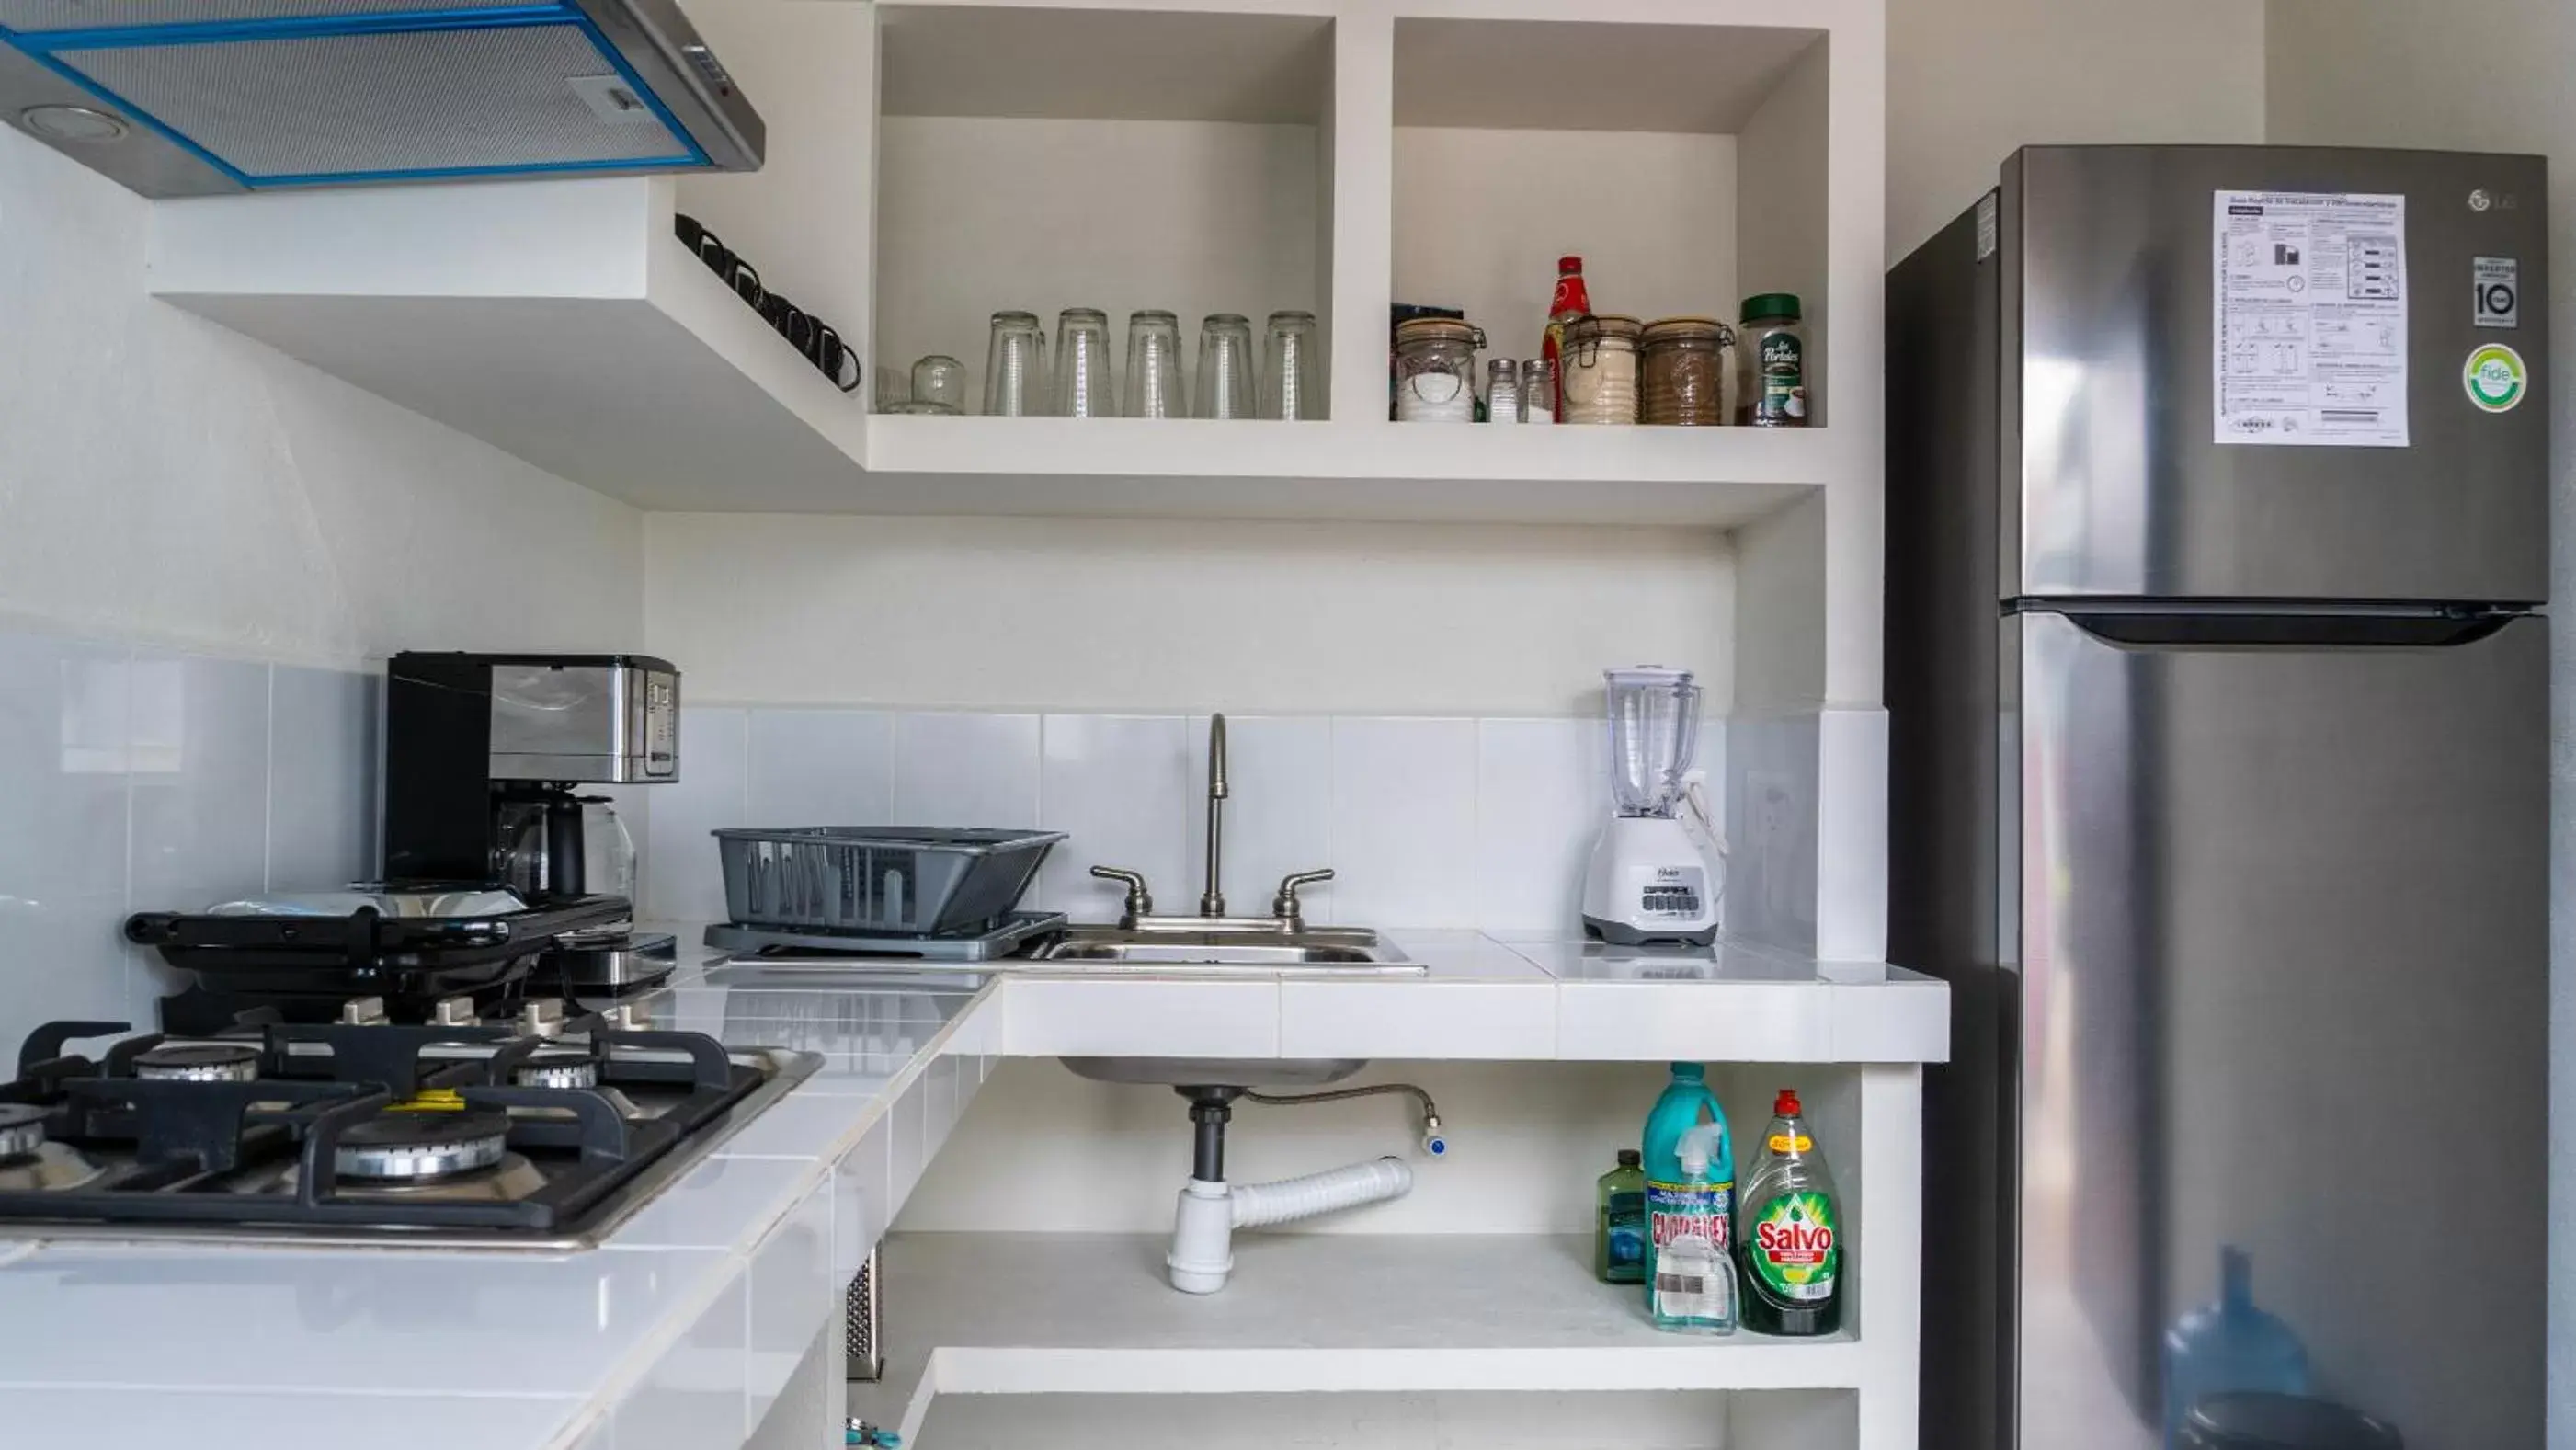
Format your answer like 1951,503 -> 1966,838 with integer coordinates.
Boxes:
0,1 -> 762,197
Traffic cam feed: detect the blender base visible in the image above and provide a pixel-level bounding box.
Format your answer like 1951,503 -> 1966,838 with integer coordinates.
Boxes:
1582,916 -> 1720,948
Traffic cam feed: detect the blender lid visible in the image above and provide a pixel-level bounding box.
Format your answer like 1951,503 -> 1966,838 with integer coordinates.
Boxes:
1604,667 -> 1695,688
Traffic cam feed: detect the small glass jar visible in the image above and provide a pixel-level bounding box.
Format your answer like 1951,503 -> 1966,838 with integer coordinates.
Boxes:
1521,358 -> 1556,427
1394,317 -> 1484,423
1639,317 -> 1738,427
1560,314 -> 1642,425
1486,358 -> 1521,424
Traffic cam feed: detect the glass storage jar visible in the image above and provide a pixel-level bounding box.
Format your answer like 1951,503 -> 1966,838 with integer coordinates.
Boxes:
1639,317 -> 1738,426
1394,317 -> 1484,423
1560,314 -> 1642,425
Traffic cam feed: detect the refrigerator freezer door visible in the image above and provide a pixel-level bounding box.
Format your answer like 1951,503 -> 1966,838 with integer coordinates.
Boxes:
2010,608 -> 2545,1450
2004,145 -> 2548,602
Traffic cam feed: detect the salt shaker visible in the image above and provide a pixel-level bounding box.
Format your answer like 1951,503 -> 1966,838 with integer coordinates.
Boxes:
1486,357 -> 1521,423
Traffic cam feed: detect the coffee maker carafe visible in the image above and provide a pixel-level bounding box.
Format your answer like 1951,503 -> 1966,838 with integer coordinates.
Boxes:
383,653 -> 680,988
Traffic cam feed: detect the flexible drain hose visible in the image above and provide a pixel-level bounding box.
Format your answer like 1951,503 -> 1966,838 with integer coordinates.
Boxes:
1228,1156 -> 1413,1228
1168,1157 -> 1414,1294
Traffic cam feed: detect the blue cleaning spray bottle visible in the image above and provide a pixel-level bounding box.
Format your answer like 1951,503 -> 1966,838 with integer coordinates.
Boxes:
1641,1063 -> 1735,1331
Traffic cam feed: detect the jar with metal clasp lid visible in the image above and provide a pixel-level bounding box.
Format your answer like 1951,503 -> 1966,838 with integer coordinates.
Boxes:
1394,316 -> 1485,423
1639,316 -> 1739,426
1559,314 -> 1643,425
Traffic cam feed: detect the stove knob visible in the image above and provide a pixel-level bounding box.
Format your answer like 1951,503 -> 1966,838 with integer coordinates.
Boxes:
338,996 -> 389,1026
0,1104 -> 48,1159
429,997 -> 479,1027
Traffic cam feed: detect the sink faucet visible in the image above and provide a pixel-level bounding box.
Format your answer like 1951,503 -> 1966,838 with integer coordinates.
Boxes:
1203,714 -> 1229,917
1088,712 -> 1334,932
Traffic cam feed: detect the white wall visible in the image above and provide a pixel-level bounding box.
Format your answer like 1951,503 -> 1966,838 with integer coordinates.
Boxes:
643,514 -> 1734,717
0,130 -> 644,1053
1885,0 -> 2269,260
2264,6 -> 2576,1439
0,140 -> 643,668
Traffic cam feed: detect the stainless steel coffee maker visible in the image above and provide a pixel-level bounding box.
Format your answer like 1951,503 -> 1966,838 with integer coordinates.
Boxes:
383,652 -> 682,989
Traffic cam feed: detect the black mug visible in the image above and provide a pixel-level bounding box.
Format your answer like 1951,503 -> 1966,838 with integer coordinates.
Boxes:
806,323 -> 862,393
676,214 -> 762,306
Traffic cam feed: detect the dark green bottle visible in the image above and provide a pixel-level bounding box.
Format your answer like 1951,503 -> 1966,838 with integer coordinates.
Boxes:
1596,1148 -> 1647,1284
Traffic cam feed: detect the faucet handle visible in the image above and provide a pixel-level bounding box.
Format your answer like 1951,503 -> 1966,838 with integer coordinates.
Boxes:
1090,865 -> 1154,922
1271,869 -> 1334,927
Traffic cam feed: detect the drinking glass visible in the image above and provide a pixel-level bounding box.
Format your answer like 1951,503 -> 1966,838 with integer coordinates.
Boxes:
1053,308 -> 1115,418
984,311 -> 1048,417
1260,310 -> 1319,420
911,354 -> 967,416
1195,314 -> 1255,419
1124,310 -> 1185,418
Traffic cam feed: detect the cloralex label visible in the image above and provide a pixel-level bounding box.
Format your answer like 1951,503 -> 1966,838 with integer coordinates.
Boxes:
1748,1189 -> 1840,1302
1647,1180 -> 1733,1257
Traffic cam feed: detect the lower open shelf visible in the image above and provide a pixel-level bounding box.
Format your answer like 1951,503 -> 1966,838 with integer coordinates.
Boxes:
856,1230 -> 1860,1441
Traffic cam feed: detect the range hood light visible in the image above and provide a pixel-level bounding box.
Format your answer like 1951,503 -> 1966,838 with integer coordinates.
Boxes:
19,105 -> 128,143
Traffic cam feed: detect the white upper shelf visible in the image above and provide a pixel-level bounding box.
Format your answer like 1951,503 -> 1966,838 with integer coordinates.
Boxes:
144,177 -> 1841,525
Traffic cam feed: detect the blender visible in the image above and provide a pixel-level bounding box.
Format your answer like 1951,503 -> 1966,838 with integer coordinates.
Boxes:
1581,668 -> 1722,945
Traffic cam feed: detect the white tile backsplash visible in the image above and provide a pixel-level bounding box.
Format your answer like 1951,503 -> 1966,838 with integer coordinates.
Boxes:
1185,714 -> 1333,924
0,625 -> 376,1056
1035,714 -> 1191,921
646,707 -> 748,925
128,651 -> 270,908
265,665 -> 378,890
746,709 -> 893,827
1328,716 -> 1479,930
888,712 -> 1041,828
623,705 -> 1815,945
1473,717 -> 1609,935
0,630 -> 129,901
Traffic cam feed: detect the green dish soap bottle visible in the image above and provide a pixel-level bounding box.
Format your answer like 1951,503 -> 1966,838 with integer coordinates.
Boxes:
1736,1088 -> 1841,1336
1596,1148 -> 1647,1284
1641,1063 -> 1734,1321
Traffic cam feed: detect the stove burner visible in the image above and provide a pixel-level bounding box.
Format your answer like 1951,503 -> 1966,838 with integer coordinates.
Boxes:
512,1048 -> 599,1090
333,1109 -> 510,1182
133,1043 -> 262,1083
0,1104 -> 105,1193
0,1103 -> 48,1158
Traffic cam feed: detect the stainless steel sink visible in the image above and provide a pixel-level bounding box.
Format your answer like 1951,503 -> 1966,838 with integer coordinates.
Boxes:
1061,1057 -> 1368,1087
1028,924 -> 1422,974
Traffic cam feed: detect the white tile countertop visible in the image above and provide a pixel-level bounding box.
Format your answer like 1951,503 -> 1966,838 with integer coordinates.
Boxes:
0,930 -> 1944,1450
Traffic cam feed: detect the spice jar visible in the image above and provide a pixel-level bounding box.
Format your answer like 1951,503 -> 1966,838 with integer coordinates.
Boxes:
1394,317 -> 1484,423
1521,358 -> 1556,427
1559,314 -> 1642,425
1740,293 -> 1809,426
1486,358 -> 1521,424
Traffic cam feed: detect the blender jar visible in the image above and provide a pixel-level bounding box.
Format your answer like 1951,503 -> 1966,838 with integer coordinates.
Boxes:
1604,668 -> 1701,817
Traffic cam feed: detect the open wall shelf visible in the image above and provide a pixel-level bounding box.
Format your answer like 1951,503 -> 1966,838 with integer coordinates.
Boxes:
144,0 -> 1882,533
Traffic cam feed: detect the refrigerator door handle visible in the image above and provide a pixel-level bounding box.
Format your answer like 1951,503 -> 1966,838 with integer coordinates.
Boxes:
2044,609 -> 2523,651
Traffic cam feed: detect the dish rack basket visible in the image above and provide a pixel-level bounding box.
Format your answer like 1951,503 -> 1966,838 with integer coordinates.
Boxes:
712,827 -> 1065,937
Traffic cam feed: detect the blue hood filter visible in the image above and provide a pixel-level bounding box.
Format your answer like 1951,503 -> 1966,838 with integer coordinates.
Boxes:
0,1 -> 762,194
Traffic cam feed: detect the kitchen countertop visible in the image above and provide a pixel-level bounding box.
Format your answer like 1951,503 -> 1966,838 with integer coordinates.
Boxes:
0,929 -> 1945,1450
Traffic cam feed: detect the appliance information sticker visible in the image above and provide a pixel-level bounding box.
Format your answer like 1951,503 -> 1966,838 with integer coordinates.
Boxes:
2213,189 -> 2410,448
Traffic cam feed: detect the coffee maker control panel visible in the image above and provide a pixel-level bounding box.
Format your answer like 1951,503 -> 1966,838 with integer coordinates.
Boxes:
488,659 -> 681,783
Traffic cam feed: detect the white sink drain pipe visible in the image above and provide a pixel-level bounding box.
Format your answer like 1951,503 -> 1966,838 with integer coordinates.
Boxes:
1168,1156 -> 1414,1294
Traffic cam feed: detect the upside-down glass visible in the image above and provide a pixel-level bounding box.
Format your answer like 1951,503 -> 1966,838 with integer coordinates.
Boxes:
1196,314 -> 1255,419
910,354 -> 967,416
1261,310 -> 1319,420
1124,310 -> 1185,418
1053,308 -> 1114,418
984,311 -> 1047,417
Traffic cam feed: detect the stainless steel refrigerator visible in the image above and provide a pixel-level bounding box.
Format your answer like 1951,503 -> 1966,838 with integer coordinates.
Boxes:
1887,146 -> 2548,1450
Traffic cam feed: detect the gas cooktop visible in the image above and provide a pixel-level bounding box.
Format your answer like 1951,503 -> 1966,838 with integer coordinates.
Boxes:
0,1007 -> 817,1248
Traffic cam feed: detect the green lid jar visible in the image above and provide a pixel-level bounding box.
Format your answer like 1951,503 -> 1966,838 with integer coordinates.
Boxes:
1738,293 -> 1808,427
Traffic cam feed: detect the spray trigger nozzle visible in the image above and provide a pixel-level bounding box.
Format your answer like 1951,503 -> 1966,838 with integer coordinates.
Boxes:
1678,1123 -> 1726,1177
